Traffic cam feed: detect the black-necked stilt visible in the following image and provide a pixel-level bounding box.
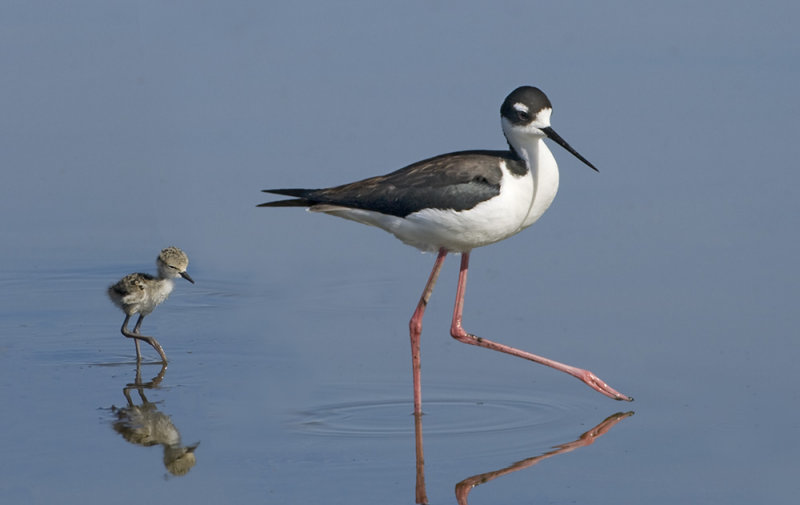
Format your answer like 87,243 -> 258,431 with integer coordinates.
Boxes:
108,246 -> 195,363
259,86 -> 632,412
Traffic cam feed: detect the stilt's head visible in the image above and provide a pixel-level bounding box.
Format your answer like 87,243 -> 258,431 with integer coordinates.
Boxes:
157,246 -> 195,283
501,86 -> 598,171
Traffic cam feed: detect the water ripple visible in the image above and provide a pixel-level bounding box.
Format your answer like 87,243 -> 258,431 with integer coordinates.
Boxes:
291,393 -> 583,438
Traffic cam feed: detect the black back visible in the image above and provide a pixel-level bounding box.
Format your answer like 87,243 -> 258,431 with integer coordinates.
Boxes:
260,150 -> 526,218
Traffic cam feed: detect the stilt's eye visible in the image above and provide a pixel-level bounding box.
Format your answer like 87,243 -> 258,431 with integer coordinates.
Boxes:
517,110 -> 530,122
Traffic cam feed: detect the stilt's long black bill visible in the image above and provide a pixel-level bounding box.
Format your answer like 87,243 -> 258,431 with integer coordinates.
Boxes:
541,126 -> 598,172
180,272 -> 195,284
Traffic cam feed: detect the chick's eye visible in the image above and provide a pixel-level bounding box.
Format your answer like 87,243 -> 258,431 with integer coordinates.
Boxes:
517,110 -> 530,121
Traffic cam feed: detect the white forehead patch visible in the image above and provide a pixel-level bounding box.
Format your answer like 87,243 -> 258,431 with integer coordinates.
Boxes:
512,102 -> 529,113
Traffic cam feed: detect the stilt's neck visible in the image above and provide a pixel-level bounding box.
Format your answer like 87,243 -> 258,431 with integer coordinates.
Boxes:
504,126 -> 560,227
529,137 -> 560,215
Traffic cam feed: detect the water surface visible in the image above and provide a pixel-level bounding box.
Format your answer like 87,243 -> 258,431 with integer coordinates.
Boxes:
2,1 -> 799,503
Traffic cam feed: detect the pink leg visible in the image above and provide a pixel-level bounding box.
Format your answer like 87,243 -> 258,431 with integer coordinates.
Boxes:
413,412 -> 428,504
450,252 -> 633,402
409,248 -> 448,415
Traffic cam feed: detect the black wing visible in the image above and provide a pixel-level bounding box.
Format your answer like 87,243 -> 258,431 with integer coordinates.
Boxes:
259,150 -> 524,218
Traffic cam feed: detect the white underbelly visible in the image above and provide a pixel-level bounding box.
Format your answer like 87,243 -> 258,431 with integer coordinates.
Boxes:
318,162 -> 542,253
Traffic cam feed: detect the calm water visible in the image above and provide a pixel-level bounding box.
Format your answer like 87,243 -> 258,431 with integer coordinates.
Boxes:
2,2 -> 799,503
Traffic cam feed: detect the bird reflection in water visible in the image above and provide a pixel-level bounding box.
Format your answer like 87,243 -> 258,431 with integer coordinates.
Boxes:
111,364 -> 199,477
413,411 -> 633,505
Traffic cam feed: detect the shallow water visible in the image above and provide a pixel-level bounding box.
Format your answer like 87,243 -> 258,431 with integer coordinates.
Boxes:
2,257 -> 798,503
2,1 -> 800,503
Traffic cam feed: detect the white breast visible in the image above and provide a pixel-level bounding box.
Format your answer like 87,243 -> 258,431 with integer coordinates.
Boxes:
139,279 -> 174,315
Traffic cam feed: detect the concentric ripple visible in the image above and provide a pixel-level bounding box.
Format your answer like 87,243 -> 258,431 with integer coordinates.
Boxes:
291,392 -> 583,438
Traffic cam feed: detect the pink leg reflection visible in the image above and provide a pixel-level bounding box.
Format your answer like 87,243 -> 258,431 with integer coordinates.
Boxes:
454,412 -> 634,505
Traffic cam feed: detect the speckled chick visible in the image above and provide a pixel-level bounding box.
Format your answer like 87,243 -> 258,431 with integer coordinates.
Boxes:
108,247 -> 194,362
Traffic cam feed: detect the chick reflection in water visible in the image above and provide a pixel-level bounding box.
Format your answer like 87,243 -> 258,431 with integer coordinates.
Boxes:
413,411 -> 633,505
111,364 -> 199,477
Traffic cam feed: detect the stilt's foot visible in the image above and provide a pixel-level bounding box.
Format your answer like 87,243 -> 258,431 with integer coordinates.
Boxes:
575,369 -> 633,402
121,329 -> 168,364
152,344 -> 168,364
143,336 -> 168,364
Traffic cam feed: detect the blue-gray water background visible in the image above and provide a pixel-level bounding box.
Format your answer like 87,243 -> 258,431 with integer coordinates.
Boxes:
1,1 -> 798,503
